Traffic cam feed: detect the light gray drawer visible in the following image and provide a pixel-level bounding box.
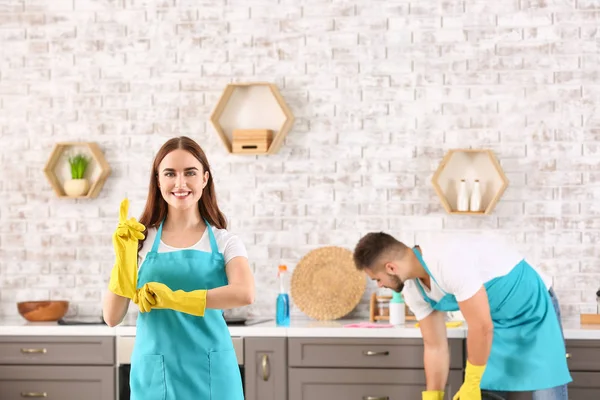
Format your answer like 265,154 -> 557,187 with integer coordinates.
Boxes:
289,368 -> 462,400
0,336 -> 114,366
288,338 -> 464,369
0,365 -> 114,400
565,340 -> 600,372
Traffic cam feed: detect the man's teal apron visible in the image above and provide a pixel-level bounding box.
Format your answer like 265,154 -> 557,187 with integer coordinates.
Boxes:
129,221 -> 244,400
412,248 -> 572,391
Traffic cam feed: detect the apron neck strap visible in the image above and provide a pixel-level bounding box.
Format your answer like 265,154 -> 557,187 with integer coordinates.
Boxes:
412,247 -> 447,294
412,247 -> 431,275
151,219 -> 219,254
151,220 -> 164,253
204,219 -> 219,254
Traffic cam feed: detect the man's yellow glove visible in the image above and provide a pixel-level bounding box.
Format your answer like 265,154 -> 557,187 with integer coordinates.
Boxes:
108,199 -> 145,300
422,390 -> 445,400
452,360 -> 486,400
134,282 -> 207,317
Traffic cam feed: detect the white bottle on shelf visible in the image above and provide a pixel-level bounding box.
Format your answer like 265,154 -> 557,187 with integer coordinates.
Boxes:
389,292 -> 406,326
470,180 -> 482,212
457,179 -> 469,212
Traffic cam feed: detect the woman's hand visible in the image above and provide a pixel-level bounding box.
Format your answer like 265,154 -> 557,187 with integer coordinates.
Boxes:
108,198 -> 145,299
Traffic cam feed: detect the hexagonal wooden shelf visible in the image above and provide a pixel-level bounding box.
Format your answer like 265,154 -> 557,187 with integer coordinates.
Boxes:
43,142 -> 111,199
432,149 -> 508,215
209,82 -> 294,155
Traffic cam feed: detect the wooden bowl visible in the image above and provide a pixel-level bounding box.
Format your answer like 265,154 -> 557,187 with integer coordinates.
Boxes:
17,301 -> 69,322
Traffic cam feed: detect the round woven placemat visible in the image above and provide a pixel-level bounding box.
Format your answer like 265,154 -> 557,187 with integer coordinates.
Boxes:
290,246 -> 367,321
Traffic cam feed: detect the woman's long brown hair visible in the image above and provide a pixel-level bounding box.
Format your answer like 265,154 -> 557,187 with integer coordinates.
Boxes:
137,136 -> 227,252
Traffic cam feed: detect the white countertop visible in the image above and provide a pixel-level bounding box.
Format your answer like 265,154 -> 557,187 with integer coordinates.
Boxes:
281,319 -> 467,338
115,319 -> 288,337
1,317 -> 599,340
117,319 -> 465,338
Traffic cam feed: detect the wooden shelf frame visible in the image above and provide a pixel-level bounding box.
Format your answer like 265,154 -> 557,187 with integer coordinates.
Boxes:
209,82 -> 295,155
43,142 -> 111,199
369,293 -> 416,323
431,149 -> 509,215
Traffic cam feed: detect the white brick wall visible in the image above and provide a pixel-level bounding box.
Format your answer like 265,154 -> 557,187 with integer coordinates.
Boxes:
1,0 -> 599,321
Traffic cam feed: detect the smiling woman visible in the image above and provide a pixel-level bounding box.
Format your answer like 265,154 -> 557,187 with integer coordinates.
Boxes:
102,136 -> 254,400
159,161 -> 204,205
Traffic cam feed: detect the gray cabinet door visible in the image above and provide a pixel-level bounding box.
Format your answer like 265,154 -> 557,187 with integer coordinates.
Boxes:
0,336 -> 114,365
244,337 -> 287,400
564,340 -> 600,400
289,368 -> 462,400
0,365 -> 114,400
565,340 -> 600,371
568,372 -> 600,400
288,337 -> 464,369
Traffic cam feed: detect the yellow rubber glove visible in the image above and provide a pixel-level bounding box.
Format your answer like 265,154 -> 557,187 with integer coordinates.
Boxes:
422,390 -> 445,400
108,199 -> 145,299
135,282 -> 207,317
133,284 -> 156,313
452,360 -> 486,400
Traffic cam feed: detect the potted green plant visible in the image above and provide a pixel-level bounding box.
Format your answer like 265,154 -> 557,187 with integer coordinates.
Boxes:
63,153 -> 91,197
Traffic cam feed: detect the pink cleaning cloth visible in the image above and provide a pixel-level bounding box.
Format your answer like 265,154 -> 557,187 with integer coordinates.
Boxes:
343,322 -> 393,328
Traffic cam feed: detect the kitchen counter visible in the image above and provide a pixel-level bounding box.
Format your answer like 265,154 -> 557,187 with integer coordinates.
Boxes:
1,317 -> 600,339
0,317 -> 285,337
119,319 -> 465,338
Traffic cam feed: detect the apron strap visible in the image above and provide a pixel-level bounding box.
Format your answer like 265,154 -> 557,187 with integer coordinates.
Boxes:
204,219 -> 219,254
151,219 -> 219,254
412,247 -> 449,295
150,220 -> 164,254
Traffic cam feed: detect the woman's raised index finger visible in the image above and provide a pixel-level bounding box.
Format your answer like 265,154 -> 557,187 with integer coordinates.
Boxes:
119,198 -> 129,222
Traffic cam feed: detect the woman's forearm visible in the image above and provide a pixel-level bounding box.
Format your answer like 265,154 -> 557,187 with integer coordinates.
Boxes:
206,284 -> 254,310
102,290 -> 130,327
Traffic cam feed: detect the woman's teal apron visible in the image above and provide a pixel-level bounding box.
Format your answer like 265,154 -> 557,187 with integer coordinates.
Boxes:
412,248 -> 572,392
129,221 -> 244,400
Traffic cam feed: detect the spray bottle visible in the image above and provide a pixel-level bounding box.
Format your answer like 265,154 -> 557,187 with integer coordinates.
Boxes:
276,265 -> 290,327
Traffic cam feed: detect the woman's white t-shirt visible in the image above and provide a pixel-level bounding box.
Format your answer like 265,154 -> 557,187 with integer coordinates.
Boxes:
137,226 -> 248,270
402,233 -> 552,321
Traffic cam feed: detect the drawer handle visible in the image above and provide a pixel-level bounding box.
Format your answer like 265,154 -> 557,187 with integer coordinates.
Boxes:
261,354 -> 270,381
363,397 -> 389,400
363,350 -> 389,356
566,352 -> 571,359
20,348 -> 47,354
21,392 -> 48,398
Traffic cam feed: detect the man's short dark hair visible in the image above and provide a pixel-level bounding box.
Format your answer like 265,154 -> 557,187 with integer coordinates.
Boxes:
353,232 -> 408,271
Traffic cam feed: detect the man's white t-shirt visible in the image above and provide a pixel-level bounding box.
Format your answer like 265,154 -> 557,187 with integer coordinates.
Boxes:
402,233 -> 553,321
137,226 -> 248,270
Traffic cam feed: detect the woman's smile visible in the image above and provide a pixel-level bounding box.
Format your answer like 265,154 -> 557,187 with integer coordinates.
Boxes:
172,191 -> 191,199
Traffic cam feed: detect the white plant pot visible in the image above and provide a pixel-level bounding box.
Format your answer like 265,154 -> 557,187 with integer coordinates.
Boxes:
63,179 -> 89,197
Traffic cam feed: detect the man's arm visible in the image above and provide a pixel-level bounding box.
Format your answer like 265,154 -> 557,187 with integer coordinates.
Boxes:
458,285 -> 494,365
419,310 -> 450,390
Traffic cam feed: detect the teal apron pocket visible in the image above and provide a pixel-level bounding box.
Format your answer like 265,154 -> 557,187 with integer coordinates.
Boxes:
208,349 -> 243,400
130,354 -> 166,400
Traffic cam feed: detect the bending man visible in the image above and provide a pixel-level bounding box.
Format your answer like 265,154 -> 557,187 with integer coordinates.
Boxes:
353,232 -> 571,400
